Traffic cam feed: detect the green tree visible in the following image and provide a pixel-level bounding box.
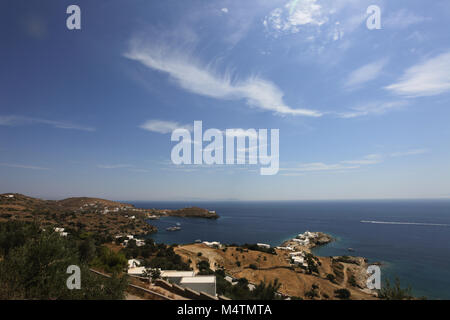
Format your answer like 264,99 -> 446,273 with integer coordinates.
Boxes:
378,277 -> 413,300
0,222 -> 127,300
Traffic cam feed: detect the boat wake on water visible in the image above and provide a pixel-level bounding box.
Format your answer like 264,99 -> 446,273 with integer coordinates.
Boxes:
361,220 -> 450,227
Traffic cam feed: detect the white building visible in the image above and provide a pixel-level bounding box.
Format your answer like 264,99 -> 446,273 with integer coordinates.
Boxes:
289,251 -> 305,258
135,239 -> 145,247
292,256 -> 307,266
128,259 -> 141,269
202,241 -> 221,248
292,238 -> 309,246
127,267 -> 146,276
54,227 -> 68,237
257,243 -> 271,249
160,270 -> 195,285
180,276 -> 216,296
276,246 -> 294,251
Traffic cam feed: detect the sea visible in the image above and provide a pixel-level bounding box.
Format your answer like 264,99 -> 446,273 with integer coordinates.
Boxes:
128,199 -> 450,300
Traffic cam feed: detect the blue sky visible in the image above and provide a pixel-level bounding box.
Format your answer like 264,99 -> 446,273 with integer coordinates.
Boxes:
1,0 -> 450,200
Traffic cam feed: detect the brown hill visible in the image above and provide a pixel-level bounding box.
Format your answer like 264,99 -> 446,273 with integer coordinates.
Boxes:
0,193 -> 154,237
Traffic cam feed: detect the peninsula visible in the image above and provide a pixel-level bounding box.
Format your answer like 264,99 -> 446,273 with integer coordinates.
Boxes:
0,193 -> 218,238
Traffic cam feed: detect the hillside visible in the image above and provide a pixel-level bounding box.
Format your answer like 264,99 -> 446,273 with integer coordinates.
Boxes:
175,243 -> 378,300
162,207 -> 219,219
0,193 -> 155,237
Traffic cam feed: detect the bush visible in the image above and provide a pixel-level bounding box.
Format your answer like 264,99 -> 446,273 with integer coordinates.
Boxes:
91,246 -> 127,274
326,273 -> 336,283
334,288 -> 351,300
249,264 -> 258,270
348,274 -> 357,287
0,221 -> 127,299
378,278 -> 413,300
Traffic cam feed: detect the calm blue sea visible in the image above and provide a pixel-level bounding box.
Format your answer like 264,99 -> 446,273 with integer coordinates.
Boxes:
129,200 -> 450,300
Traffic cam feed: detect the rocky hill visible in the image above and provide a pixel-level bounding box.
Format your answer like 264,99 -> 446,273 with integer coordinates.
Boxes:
0,193 -> 155,237
160,207 -> 219,219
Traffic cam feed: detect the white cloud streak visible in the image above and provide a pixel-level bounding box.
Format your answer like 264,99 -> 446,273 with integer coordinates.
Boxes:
0,163 -> 49,170
338,101 -> 409,118
97,164 -> 133,169
390,149 -> 429,157
0,115 -> 95,132
124,39 -> 322,117
140,120 -> 193,134
344,59 -> 387,89
385,51 -> 450,97
281,149 -> 428,174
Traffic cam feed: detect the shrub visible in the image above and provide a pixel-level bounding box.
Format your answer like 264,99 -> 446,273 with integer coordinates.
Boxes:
334,288 -> 351,300
378,278 -> 413,300
326,273 -> 336,283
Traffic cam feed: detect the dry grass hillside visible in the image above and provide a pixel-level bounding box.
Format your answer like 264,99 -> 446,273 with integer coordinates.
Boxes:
175,244 -> 378,300
0,193 -> 155,237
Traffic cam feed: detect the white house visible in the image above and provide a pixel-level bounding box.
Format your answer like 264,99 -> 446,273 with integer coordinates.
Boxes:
160,270 -> 195,285
54,227 -> 68,237
276,246 -> 294,251
292,238 -> 309,246
224,276 -> 236,285
180,276 -> 216,296
135,239 -> 145,247
257,243 -> 271,249
292,256 -> 307,266
128,259 -> 141,269
289,251 -> 305,258
202,241 -> 221,248
127,267 -> 146,276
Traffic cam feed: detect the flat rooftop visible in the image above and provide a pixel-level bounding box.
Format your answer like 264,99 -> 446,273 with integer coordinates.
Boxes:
180,276 -> 216,284
160,271 -> 195,278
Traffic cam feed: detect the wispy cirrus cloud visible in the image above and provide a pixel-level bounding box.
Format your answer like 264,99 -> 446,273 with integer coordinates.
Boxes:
140,120 -> 193,134
97,164 -> 133,169
341,153 -> 383,165
390,149 -> 429,157
385,51 -> 450,97
281,149 -> 428,175
344,59 -> 388,89
124,39 -> 322,117
0,115 -> 95,132
338,100 -> 409,118
0,163 -> 49,170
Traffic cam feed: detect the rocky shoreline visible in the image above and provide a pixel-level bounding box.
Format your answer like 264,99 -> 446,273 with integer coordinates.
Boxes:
280,231 -> 334,251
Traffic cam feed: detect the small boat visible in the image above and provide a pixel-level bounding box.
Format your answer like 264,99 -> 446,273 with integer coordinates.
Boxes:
347,248 -> 355,252
166,226 -> 181,232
